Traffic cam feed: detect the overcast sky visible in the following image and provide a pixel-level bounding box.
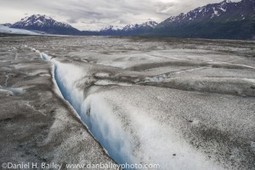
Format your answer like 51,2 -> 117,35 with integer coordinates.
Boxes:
0,0 -> 240,30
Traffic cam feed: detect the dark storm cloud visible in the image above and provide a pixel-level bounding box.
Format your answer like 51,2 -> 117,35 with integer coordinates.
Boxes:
0,0 -> 241,30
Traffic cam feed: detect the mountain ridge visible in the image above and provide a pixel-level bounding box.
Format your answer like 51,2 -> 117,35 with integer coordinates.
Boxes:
11,14 -> 81,35
2,0 -> 255,39
99,21 -> 158,35
154,0 -> 255,39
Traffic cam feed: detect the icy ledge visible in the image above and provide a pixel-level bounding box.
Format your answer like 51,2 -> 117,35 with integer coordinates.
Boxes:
33,49 -> 224,170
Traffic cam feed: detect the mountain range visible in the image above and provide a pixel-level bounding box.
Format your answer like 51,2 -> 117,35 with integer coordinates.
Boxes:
1,0 -> 255,39
155,0 -> 255,39
100,21 -> 158,36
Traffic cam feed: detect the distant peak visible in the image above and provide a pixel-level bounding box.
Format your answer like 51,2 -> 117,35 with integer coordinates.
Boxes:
11,14 -> 80,34
100,25 -> 122,31
223,0 -> 232,3
35,14 -> 51,19
22,14 -> 52,20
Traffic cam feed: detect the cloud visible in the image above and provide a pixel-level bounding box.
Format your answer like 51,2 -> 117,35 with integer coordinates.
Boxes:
0,0 -> 237,30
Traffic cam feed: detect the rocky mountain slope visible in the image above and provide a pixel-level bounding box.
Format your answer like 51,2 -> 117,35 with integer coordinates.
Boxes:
155,0 -> 255,39
10,14 -> 81,35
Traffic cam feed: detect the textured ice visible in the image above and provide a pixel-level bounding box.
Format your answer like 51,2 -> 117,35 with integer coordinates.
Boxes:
0,86 -> 26,96
0,39 -> 117,169
51,62 -> 224,169
3,36 -> 254,170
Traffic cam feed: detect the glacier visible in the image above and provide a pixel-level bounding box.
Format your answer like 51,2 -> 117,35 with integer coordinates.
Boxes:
0,25 -> 40,35
18,36 -> 255,170
34,50 -> 224,169
53,62 -> 224,169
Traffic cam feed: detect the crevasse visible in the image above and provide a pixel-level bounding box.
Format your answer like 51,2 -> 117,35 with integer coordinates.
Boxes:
35,49 -> 225,170
39,53 -> 134,167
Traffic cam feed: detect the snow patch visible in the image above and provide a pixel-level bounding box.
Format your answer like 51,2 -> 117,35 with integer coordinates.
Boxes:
0,25 -> 40,35
0,87 -> 26,96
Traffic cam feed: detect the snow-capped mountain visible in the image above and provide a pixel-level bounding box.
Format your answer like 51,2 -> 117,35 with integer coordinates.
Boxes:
1,0 -> 254,39
122,21 -> 158,31
11,14 -> 81,35
159,0 -> 254,25
100,21 -> 158,35
100,25 -> 123,32
155,0 -> 255,39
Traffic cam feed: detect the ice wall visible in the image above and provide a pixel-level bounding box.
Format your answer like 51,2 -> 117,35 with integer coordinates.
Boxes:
53,62 -> 135,165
